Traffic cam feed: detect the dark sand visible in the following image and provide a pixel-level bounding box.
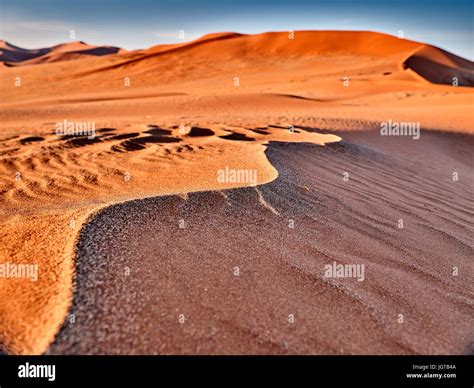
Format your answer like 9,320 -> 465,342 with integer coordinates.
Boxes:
49,131 -> 473,355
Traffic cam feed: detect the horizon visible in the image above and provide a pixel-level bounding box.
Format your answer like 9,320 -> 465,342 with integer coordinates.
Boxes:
2,29 -> 473,62
1,0 -> 473,60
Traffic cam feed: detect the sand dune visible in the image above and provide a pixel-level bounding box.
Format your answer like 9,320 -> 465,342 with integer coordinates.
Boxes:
49,132 -> 473,355
0,119 -> 339,354
0,30 -> 472,355
64,31 -> 471,87
404,45 -> 474,86
1,32 -> 473,138
0,40 -> 125,66
2,31 -> 473,104
0,40 -> 50,63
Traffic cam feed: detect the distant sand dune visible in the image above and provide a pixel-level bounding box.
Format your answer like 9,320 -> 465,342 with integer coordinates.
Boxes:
67,31 -> 473,86
403,46 -> 474,86
0,40 -> 125,66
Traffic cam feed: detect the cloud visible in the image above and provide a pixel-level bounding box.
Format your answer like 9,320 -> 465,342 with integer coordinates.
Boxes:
2,20 -> 74,33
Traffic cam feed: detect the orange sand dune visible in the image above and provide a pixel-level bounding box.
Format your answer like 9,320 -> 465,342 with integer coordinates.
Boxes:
0,30 -> 473,355
67,30 -> 474,86
0,40 -> 125,66
404,45 -> 474,86
1,31 -> 473,136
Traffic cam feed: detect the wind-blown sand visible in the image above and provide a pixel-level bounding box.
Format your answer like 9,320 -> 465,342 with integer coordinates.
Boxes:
0,31 -> 473,354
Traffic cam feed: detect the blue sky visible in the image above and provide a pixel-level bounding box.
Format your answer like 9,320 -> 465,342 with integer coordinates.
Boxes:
1,0 -> 473,59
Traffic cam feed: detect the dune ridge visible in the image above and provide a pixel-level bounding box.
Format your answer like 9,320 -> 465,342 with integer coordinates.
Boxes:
49,131 -> 473,355
1,31 -> 473,104
403,45 -> 474,86
0,40 -> 125,66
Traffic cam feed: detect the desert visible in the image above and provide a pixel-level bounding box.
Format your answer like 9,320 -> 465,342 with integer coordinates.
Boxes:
0,30 -> 472,355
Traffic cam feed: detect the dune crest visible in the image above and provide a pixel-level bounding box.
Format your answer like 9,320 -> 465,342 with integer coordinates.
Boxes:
403,45 -> 474,86
0,40 -> 125,66
75,31 -> 474,86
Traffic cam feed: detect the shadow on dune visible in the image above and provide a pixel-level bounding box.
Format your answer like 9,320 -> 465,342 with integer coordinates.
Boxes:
65,137 -> 103,148
187,127 -> 215,137
19,136 -> 44,145
130,135 -> 181,144
249,128 -> 270,135
403,46 -> 474,86
74,47 -> 121,56
108,133 -> 140,140
97,127 -> 117,133
144,126 -> 173,136
219,132 -> 255,141
112,135 -> 182,153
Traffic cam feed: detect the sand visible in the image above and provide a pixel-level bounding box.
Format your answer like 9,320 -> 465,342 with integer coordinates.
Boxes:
49,132 -> 473,355
0,30 -> 472,355
0,40 -> 125,66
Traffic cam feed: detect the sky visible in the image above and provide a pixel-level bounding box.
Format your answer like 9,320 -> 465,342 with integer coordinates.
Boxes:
1,0 -> 473,60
